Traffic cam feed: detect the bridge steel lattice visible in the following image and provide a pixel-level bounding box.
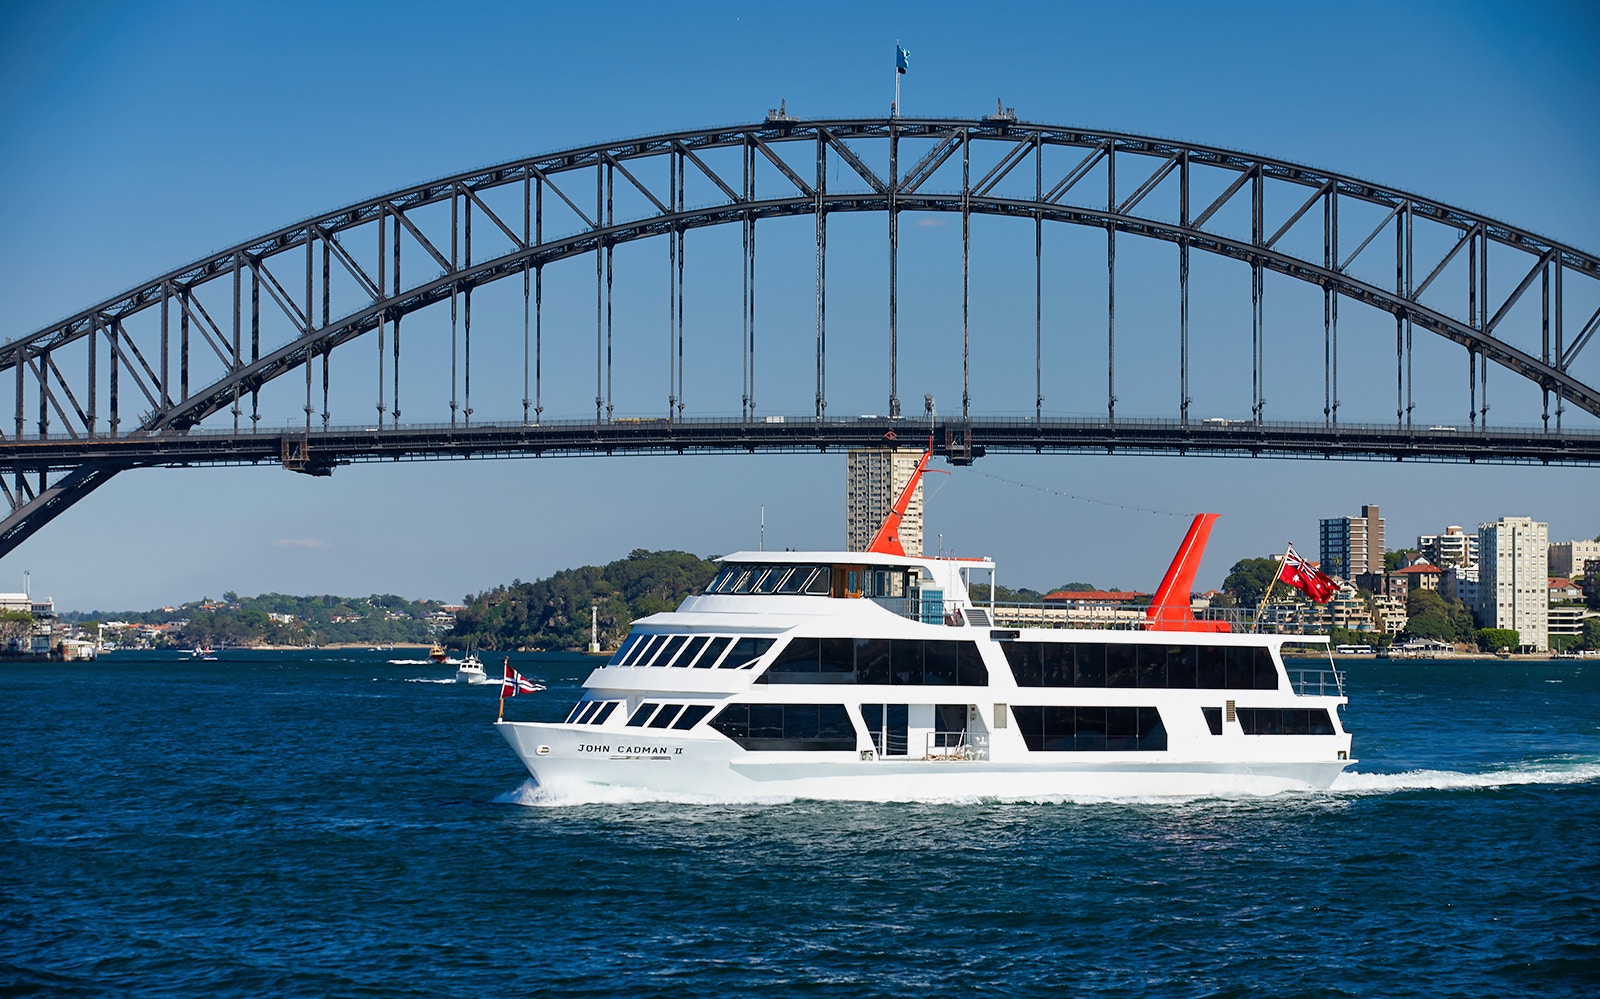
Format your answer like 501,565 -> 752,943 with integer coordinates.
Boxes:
2,113 -> 1598,557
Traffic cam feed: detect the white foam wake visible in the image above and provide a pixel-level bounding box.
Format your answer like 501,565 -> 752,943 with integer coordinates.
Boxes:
1331,759 -> 1600,794
495,777 -> 794,808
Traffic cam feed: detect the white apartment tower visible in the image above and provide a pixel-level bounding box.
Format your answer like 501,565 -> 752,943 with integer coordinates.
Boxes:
1417,526 -> 1479,570
1319,504 -> 1385,581
846,448 -> 924,555
1476,516 -> 1549,652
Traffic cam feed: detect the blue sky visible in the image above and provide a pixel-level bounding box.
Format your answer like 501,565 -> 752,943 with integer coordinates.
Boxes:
1,0 -> 1596,611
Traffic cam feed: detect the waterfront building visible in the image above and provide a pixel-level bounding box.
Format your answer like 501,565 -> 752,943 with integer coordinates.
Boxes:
846,448 -> 925,555
1320,505 -> 1384,581
1418,526 -> 1479,570
1443,566 -> 1480,606
1476,516 -> 1549,652
1391,563 -> 1444,595
1548,540 -> 1600,579
0,592 -> 56,654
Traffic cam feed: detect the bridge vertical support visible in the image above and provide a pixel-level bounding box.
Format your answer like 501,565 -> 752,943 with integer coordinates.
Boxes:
1179,150 -> 1190,427
304,237 -> 314,431
1541,259 -> 1550,431
1330,187 -> 1340,426
391,218 -> 402,428
451,191 -> 460,426
464,194 -> 474,427
1554,258 -> 1564,431
230,253 -> 241,432
962,126 -> 971,421
250,258 -> 260,430
815,131 -> 827,423
1106,142 -> 1116,425
87,315 -> 98,437
160,281 -> 170,410
535,176 -> 543,425
521,176 -> 530,426
888,120 -> 900,419
1034,132 -> 1043,426
674,157 -> 684,421
1251,167 -> 1263,424
595,166 -> 604,424
605,162 -> 614,424
378,208 -> 388,426
179,286 -> 189,403
668,153 -> 678,421
1479,226 -> 1490,426
322,232 -> 331,430
109,320 -> 120,437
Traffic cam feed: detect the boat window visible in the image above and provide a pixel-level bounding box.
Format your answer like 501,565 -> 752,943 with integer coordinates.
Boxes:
607,633 -> 645,666
648,704 -> 684,729
621,634 -> 661,667
1004,643 -> 1279,690
1011,705 -> 1167,751
563,702 -> 587,724
626,702 -> 661,727
677,635 -> 713,668
756,568 -> 790,594
672,704 -> 714,730
707,565 -> 744,593
694,636 -> 735,668
759,638 -> 987,686
721,636 -> 776,669
652,635 -> 690,667
778,567 -> 813,594
1202,706 -> 1223,735
805,567 -> 832,595
592,701 -> 620,725
725,568 -> 756,593
708,703 -> 858,751
1236,708 -> 1335,735
573,700 -> 603,724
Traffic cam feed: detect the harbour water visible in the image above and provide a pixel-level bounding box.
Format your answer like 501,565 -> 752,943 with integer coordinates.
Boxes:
3,651 -> 1597,997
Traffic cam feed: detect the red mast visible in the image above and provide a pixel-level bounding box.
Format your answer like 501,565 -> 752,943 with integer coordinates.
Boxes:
866,440 -> 933,557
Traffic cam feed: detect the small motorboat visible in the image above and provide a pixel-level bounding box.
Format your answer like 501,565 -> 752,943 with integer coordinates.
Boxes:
428,642 -> 448,663
454,654 -> 488,684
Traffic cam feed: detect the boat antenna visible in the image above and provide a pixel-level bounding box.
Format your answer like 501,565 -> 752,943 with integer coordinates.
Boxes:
760,505 -> 765,551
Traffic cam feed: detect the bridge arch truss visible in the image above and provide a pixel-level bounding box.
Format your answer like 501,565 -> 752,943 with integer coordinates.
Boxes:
2,114 -> 1597,554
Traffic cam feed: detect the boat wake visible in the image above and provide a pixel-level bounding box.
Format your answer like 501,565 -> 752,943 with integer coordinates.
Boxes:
1331,757 -> 1600,795
402,677 -> 457,685
495,777 -> 794,808
388,658 -> 441,666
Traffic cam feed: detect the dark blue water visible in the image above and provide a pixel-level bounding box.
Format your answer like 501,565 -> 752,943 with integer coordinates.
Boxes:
3,652 -> 1597,997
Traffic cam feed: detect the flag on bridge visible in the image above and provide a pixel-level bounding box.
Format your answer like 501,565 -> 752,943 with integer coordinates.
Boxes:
895,44 -> 910,74
1277,545 -> 1340,603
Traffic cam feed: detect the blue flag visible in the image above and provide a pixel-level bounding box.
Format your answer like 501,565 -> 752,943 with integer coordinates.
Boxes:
896,44 -> 910,74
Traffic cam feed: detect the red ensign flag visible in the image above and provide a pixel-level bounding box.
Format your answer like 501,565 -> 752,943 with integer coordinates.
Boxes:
1278,546 -> 1340,603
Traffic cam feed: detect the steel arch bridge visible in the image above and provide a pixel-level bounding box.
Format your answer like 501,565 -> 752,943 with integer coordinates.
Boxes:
2,112 -> 1598,557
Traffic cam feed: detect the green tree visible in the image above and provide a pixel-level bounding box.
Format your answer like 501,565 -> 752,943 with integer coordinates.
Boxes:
1476,628 -> 1519,652
1583,618 -> 1600,651
1223,558 -> 1282,606
1403,589 -> 1457,643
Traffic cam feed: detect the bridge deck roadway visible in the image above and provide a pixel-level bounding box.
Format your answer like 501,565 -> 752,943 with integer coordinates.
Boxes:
5,418 -> 1599,471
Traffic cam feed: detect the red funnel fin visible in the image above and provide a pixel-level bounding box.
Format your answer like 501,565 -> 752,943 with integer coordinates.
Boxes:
1146,513 -> 1231,633
866,440 -> 933,557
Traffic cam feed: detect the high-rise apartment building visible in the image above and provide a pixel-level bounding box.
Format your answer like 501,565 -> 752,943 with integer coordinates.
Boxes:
1476,516 -> 1549,652
1319,504 -> 1385,581
1417,526 -> 1479,569
846,449 -> 924,555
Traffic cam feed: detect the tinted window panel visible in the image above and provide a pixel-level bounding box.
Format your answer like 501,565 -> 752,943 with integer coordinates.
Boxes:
770,638 -> 820,673
1042,643 -> 1074,686
723,636 -> 776,669
756,568 -> 788,594
890,639 -> 924,685
1106,706 -> 1140,750
654,635 -> 690,667
677,635 -> 713,668
710,703 -> 857,751
695,636 -> 734,668
819,637 -> 855,675
627,702 -> 660,727
856,638 -> 892,684
1136,646 -> 1167,688
1202,706 -> 1223,735
1004,642 -> 1042,687
592,701 -> 619,725
957,642 -> 989,686
1237,707 -> 1334,734
622,635 -> 660,667
672,704 -> 714,730
1076,644 -> 1107,686
1105,645 -> 1138,688
805,567 -> 832,595
1197,646 -> 1227,688
778,567 -> 812,594
1168,646 -> 1199,689
648,704 -> 684,729
607,633 -> 644,666
924,641 -> 959,685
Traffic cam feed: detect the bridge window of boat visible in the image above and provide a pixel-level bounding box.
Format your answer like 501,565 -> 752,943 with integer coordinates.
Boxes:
757,637 -> 988,685
565,700 -> 622,725
706,564 -> 832,596
1236,707 -> 1336,735
1002,642 -> 1278,690
1010,706 -> 1168,752
708,703 -> 857,751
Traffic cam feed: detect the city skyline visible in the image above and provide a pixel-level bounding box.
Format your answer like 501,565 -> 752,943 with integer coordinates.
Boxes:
2,0 -> 1596,611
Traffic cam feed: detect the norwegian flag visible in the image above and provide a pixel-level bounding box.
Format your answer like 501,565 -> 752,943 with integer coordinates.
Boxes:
1278,545 -> 1340,603
500,658 -> 545,699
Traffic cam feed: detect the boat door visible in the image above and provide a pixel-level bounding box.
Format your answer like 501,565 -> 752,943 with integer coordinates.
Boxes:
861,703 -> 908,756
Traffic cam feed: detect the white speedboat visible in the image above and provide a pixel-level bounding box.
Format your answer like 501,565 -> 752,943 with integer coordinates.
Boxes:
454,654 -> 488,684
497,450 -> 1354,800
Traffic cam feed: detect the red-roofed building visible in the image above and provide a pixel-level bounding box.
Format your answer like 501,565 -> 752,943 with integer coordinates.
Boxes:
1386,562 -> 1445,601
1042,590 -> 1147,606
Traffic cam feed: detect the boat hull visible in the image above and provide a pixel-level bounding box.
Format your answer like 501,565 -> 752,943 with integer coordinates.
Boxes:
497,720 -> 1350,800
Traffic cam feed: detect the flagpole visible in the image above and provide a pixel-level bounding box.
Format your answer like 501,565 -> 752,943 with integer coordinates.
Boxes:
1252,543 -> 1293,634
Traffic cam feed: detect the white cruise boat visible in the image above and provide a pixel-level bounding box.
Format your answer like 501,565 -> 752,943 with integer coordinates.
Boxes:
497,452 -> 1354,800
454,654 -> 488,684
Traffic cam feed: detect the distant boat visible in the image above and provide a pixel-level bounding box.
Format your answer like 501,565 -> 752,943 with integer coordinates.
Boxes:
454,654 -> 488,684
429,642 -> 448,663
190,645 -> 217,661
